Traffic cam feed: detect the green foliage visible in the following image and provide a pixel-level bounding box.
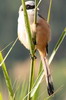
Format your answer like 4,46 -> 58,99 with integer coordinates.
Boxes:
14,82 -> 27,100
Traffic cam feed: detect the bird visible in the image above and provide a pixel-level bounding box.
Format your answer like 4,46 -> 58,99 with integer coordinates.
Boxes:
18,0 -> 54,95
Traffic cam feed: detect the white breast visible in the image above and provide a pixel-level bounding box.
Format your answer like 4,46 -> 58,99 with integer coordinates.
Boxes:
18,10 -> 39,50
18,12 -> 30,49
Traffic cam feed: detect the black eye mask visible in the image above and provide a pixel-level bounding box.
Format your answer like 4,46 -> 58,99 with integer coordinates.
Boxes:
21,5 -> 35,11
26,5 -> 35,10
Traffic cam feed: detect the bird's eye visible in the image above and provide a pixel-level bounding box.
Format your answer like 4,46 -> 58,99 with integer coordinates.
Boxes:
26,5 -> 30,9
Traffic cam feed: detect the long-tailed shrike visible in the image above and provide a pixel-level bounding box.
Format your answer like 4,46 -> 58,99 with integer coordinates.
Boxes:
18,1 -> 54,95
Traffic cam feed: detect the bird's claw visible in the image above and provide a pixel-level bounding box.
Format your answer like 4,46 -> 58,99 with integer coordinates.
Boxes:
30,53 -> 37,60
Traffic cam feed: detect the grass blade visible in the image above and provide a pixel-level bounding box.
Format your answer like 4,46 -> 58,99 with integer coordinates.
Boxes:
31,69 -> 44,97
0,38 -> 18,67
31,61 -> 43,98
1,41 -> 13,52
49,27 -> 66,64
0,52 -> 14,100
47,0 -> 52,23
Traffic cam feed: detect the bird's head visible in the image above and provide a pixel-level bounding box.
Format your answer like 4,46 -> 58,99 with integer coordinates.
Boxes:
19,1 -> 39,14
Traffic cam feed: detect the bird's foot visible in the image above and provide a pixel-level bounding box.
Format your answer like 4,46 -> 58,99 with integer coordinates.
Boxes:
30,53 -> 37,60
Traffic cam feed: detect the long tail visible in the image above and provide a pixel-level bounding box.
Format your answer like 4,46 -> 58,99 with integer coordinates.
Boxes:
41,56 -> 54,95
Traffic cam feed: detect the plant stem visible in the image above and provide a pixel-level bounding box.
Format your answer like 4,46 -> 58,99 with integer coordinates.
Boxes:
0,52 -> 14,100
21,0 -> 37,100
28,1 -> 39,100
28,58 -> 35,100
34,0 -> 38,24
47,0 -> 52,23
49,27 -> 66,64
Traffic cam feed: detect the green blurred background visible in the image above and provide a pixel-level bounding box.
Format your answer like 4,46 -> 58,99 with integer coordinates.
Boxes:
0,0 -> 66,100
